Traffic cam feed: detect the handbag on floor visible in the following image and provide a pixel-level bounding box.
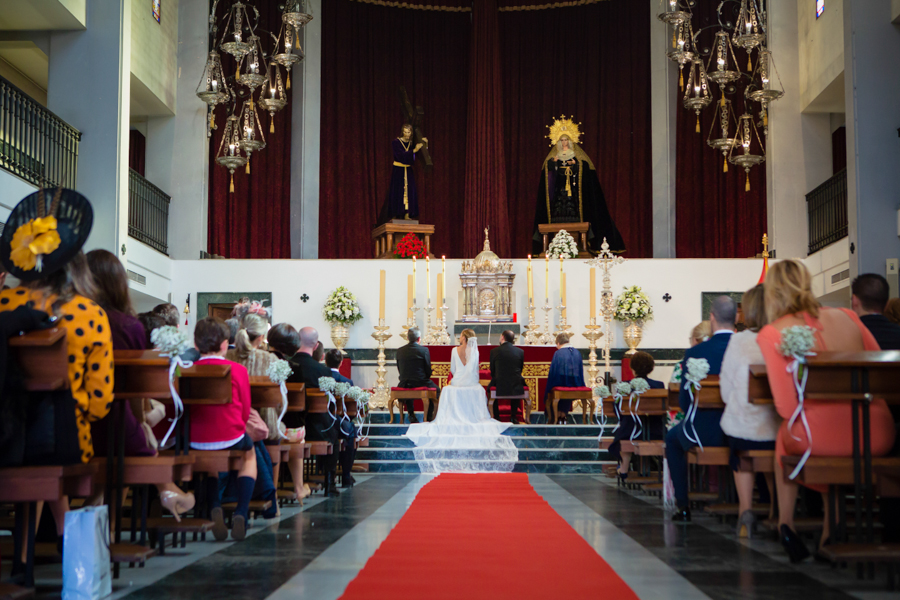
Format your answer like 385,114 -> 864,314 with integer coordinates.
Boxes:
62,505 -> 112,600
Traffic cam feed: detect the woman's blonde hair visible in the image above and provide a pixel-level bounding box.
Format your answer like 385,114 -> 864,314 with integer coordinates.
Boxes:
764,259 -> 819,322
690,321 -> 711,344
741,284 -> 768,332
234,313 -> 268,361
460,328 -> 476,342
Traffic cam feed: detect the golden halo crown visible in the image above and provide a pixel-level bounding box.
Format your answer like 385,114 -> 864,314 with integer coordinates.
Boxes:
546,115 -> 583,147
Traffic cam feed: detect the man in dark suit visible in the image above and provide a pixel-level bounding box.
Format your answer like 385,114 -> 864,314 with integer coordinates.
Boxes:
396,327 -> 439,423
292,327 -> 356,494
489,330 -> 526,424
325,349 -> 353,385
852,273 -> 900,351
666,296 -> 736,522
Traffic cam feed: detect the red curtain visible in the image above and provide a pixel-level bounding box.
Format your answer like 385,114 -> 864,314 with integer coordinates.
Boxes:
319,0 -> 471,259
674,5 -> 766,258
464,0 -> 511,258
499,0 -> 653,258
207,2 -> 292,259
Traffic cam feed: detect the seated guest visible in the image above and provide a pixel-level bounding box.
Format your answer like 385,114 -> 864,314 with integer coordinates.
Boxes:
666,296 -> 736,522
609,351 -> 665,481
543,332 -> 583,424
313,340 -> 325,363
137,312 -> 166,346
759,260 -> 895,562
152,302 -> 181,327
266,323 -> 310,502
0,189 -> 112,556
396,327 -> 439,423
489,330 -> 526,424
191,317 -> 257,541
225,317 -> 240,349
228,312 -> 280,439
885,298 -> 900,326
86,249 -> 195,518
719,284 -> 778,536
670,321 -> 711,384
851,273 -> 900,350
325,349 -> 353,384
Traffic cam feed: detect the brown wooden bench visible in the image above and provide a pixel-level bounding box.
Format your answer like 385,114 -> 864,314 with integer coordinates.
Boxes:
489,388 -> 531,424
548,387 -> 592,425
389,388 -> 437,424
8,328 -> 69,391
145,517 -> 215,555
737,449 -> 775,473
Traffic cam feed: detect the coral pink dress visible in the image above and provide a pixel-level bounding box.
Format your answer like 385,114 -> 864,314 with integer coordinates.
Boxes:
757,308 -> 895,492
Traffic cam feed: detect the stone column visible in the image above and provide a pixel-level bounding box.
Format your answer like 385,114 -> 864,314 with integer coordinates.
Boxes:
843,0 -> 900,277
291,0 -> 322,259
650,0 -> 677,258
47,0 -> 132,259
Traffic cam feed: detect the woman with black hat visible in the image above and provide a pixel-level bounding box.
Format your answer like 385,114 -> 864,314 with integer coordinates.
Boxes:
0,187 -> 113,555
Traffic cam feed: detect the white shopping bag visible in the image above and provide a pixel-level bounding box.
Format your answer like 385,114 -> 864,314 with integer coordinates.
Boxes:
662,457 -> 676,512
62,505 -> 112,600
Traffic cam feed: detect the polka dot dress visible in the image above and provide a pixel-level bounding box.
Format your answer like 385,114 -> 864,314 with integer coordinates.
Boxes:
0,287 -> 114,463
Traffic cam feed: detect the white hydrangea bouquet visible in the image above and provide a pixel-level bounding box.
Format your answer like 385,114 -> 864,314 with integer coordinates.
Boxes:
323,287 -> 363,326
546,230 -> 579,259
614,285 -> 653,322
682,357 -> 710,450
628,377 -> 651,441
267,359 -> 294,439
150,326 -> 194,448
346,386 -> 373,441
318,376 -> 339,429
610,381 -> 632,432
592,384 -> 612,429
779,325 -> 817,479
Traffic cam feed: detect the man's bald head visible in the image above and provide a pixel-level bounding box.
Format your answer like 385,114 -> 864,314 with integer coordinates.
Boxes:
298,326 -> 319,354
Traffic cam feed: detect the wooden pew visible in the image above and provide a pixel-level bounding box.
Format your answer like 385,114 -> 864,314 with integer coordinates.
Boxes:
176,363 -> 243,474
7,328 -> 69,391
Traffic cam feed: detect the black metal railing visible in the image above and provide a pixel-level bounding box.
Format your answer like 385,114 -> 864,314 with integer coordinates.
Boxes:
0,76 -> 80,188
807,168 -> 848,255
128,168 -> 170,255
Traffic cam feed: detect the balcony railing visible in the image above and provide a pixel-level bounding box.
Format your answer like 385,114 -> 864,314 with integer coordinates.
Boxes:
0,76 -> 80,188
128,168 -> 170,255
806,168 -> 848,255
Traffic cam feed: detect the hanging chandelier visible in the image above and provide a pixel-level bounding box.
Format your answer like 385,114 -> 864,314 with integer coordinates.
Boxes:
683,59 -> 711,133
729,113 -> 765,191
746,47 -> 784,136
196,50 -> 229,137
258,63 -> 288,133
215,112 -> 249,194
236,96 -> 266,175
707,96 -> 738,173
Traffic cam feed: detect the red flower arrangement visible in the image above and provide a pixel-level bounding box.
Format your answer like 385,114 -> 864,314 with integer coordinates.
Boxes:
394,232 -> 428,259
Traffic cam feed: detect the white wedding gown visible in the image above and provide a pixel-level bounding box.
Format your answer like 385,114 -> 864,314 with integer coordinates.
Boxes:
405,337 -> 519,473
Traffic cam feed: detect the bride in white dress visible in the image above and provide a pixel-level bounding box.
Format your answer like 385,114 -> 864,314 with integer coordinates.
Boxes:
405,329 -> 519,473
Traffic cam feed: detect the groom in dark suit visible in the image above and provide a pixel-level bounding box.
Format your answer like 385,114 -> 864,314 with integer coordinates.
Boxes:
489,330 -> 526,424
396,327 -> 439,423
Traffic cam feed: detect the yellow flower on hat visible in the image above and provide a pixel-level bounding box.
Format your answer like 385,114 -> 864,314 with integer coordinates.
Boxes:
10,216 -> 61,271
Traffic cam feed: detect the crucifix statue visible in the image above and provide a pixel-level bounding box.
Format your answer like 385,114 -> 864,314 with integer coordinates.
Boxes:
378,87 -> 432,223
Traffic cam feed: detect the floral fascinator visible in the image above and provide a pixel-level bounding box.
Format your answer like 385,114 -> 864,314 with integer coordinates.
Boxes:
0,187 -> 93,281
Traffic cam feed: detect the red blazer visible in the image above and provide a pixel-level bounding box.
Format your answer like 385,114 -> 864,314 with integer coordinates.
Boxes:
190,357 -> 252,445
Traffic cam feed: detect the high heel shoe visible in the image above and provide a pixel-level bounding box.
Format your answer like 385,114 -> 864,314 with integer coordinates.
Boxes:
296,483 -> 312,506
780,524 -> 811,563
737,510 -> 756,539
160,490 -> 195,523
617,472 -> 629,486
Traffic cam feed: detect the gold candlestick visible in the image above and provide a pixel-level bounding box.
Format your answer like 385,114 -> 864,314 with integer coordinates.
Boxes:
554,302 -> 574,340
435,302 -> 451,345
585,238 -> 625,383
401,302 -> 421,337
582,318 -> 604,387
422,302 -> 437,345
522,301 -> 542,345
540,300 -> 553,345
370,318 -> 392,410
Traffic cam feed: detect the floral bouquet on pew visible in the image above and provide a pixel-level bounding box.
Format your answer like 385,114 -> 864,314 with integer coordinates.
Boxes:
267,359 -> 293,440
547,230 -> 579,259
628,377 -> 651,441
347,386 -> 373,441
150,326 -> 194,448
682,357 -> 710,450
592,384 -> 611,430
614,285 -> 653,322
610,382 -> 631,432
779,325 -> 817,479
394,232 -> 428,259
323,287 -> 363,326
318,376 -> 339,430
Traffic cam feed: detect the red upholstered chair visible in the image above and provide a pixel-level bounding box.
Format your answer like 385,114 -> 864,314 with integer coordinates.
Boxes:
488,387 -> 531,424
549,386 -> 594,425
389,387 -> 438,424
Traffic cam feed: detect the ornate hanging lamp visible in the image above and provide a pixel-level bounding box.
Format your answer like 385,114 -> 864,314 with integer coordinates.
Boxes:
219,2 -> 256,72
667,20 -> 696,90
272,19 -> 304,90
732,0 -> 766,67
707,96 -> 738,173
215,112 -> 249,194
728,113 -> 765,192
196,50 -> 229,137
706,31 -> 741,90
657,0 -> 691,25
237,35 -> 267,92
258,63 -> 287,134
282,0 -> 313,29
683,58 -> 711,133
746,47 -> 784,136
237,96 -> 266,174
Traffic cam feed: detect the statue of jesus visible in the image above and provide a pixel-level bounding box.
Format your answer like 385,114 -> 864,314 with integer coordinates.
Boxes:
378,124 -> 428,222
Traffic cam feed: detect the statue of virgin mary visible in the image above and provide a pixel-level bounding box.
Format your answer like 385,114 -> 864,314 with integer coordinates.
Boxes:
532,116 -> 625,255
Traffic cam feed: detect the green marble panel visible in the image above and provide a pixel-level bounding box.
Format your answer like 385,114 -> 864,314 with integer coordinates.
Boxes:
196,292 -> 273,320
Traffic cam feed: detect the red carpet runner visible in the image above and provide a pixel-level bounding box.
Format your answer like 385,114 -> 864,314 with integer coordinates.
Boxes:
339,474 -> 639,600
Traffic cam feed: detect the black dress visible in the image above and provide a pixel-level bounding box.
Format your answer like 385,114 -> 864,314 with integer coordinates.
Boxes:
607,377 -> 666,463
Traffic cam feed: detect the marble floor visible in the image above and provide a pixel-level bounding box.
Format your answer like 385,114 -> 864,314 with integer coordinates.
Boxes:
10,474 -> 900,599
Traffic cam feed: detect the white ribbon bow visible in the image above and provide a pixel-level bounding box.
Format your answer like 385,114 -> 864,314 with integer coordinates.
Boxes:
160,356 -> 192,449
629,392 -> 644,442
683,382 -> 703,451
322,390 -> 339,431
786,356 -> 814,480
276,382 -> 289,440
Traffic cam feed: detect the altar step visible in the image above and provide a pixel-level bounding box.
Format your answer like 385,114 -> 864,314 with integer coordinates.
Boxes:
362,411 -> 617,474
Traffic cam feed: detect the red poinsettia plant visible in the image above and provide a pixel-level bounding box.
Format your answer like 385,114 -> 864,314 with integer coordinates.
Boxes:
394,232 -> 428,259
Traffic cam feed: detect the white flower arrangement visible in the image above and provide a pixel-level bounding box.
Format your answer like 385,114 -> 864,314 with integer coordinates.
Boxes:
546,230 -> 579,259
151,326 -> 192,358
318,376 -> 337,393
615,382 -> 632,397
779,325 -> 816,360
322,286 -> 363,326
779,325 -> 817,480
630,377 -> 650,394
684,357 -> 710,385
334,382 -> 351,398
266,359 -> 293,385
614,285 -> 653,322
593,384 -> 611,398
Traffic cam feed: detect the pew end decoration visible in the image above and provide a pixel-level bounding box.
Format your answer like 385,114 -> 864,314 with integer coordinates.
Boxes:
683,357 -> 710,450
151,325 -> 194,447
611,381 -> 632,433
614,285 -> 653,356
267,358 -> 294,439
546,230 -> 579,259
779,325 -> 817,479
318,376 -> 339,430
628,377 -> 651,441
592,384 -> 611,429
323,286 -> 362,353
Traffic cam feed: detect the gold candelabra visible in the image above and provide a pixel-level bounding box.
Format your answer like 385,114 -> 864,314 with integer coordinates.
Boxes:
586,238 -> 625,383
582,318 -> 604,387
522,301 -> 542,345
401,303 -> 420,338
434,302 -> 451,345
554,302 -> 574,340
370,318 -> 392,410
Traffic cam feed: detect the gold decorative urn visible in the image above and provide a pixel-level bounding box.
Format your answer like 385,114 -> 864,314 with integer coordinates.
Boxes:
623,320 -> 644,356
330,323 -> 350,354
